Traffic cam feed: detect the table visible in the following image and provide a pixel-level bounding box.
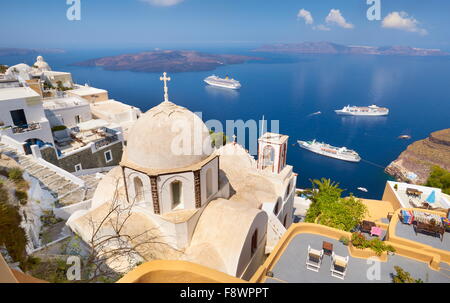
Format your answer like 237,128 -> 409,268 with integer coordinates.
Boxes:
322,241 -> 333,256
370,226 -> 383,237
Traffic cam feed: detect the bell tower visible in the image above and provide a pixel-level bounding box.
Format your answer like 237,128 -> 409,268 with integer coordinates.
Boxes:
257,132 -> 289,174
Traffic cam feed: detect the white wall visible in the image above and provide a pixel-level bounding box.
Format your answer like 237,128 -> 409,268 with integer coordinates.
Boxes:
158,172 -> 195,214
44,103 -> 91,128
200,157 -> 219,206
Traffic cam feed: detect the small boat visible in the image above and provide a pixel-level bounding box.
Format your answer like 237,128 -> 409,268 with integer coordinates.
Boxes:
308,111 -> 321,116
398,135 -> 411,140
357,187 -> 368,192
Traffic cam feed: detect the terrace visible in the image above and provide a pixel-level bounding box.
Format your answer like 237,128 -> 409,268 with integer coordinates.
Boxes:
387,181 -> 450,210
264,232 -> 449,283
55,120 -> 121,155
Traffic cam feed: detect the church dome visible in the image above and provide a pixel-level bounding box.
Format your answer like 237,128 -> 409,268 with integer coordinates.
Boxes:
125,101 -> 213,170
33,55 -> 51,71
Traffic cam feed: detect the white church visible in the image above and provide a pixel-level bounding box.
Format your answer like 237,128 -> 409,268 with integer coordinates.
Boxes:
67,73 -> 297,280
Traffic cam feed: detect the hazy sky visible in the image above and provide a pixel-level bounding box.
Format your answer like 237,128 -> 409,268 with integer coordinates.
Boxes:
1,0 -> 449,50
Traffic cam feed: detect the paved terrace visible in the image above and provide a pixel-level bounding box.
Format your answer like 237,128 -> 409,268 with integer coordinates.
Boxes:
265,233 -> 450,283
396,222 -> 450,251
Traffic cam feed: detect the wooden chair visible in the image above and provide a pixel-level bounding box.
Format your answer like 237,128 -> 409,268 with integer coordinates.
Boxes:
331,252 -> 349,280
306,245 -> 323,272
360,220 -> 376,234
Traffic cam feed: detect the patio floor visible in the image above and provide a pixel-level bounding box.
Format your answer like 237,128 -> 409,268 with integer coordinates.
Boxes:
395,222 -> 450,251
265,233 -> 450,283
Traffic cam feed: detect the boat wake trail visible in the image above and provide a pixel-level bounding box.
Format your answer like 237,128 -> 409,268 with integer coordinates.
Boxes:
361,158 -> 385,169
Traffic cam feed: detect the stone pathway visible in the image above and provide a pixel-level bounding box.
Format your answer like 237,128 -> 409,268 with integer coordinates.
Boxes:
0,143 -> 102,207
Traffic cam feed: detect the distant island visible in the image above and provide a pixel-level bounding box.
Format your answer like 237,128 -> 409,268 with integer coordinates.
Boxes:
254,42 -> 450,57
385,128 -> 450,184
0,48 -> 66,56
72,50 -> 262,73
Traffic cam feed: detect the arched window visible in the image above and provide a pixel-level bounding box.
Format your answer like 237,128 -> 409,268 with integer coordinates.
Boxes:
262,145 -> 275,170
134,177 -> 144,202
285,181 -> 292,200
206,168 -> 213,198
273,199 -> 281,215
171,180 -> 182,209
251,229 -> 258,255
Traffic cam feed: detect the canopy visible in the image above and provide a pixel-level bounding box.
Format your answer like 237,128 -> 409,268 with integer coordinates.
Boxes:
425,190 -> 436,204
77,119 -> 109,132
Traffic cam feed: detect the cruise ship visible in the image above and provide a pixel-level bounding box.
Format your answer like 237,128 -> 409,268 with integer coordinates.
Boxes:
298,140 -> 361,162
204,75 -> 241,89
335,105 -> 389,116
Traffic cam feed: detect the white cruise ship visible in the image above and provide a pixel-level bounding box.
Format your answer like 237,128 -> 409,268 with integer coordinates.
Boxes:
298,140 -> 361,162
204,75 -> 241,89
335,105 -> 389,116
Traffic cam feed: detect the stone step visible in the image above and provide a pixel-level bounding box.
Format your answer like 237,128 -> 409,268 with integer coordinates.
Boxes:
58,189 -> 85,206
41,174 -> 60,187
33,168 -> 56,180
84,188 -> 96,200
27,165 -> 46,175
55,183 -> 80,198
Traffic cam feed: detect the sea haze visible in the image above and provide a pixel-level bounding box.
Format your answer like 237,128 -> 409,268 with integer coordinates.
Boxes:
2,47 -> 450,199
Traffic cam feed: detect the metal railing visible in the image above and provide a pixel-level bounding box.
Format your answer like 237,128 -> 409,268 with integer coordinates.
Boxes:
11,122 -> 41,134
94,134 -> 119,150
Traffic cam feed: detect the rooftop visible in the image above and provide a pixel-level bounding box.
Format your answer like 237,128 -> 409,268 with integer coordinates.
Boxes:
387,181 -> 450,209
43,96 -> 89,110
69,85 -> 107,96
91,99 -> 136,115
0,86 -> 40,101
259,132 -> 289,144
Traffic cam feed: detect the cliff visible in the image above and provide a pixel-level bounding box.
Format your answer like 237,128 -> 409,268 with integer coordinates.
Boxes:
385,129 -> 450,184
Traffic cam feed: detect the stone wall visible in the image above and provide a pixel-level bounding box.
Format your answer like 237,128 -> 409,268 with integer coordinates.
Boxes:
41,142 -> 123,173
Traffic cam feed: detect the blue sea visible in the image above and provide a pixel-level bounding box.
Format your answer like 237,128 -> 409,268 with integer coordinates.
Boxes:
2,47 -> 450,199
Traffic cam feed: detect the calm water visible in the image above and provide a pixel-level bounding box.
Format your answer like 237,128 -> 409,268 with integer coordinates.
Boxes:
2,48 -> 450,199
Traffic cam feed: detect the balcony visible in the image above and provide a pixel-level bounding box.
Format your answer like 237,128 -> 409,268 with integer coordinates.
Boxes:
11,122 -> 41,134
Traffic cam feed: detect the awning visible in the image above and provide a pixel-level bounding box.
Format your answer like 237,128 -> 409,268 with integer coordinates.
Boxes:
77,119 -> 109,132
425,190 -> 436,204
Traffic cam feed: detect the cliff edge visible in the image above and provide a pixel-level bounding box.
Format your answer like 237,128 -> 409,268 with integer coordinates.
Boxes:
385,128 -> 450,184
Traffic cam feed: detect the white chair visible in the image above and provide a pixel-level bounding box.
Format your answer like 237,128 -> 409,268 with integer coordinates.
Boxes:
306,245 -> 323,272
330,252 -> 349,280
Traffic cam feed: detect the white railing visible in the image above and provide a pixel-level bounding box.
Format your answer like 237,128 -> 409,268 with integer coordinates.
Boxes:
0,134 -> 25,154
54,199 -> 92,220
35,157 -> 85,187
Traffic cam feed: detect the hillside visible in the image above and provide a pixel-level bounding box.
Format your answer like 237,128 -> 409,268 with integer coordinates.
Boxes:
385,128 -> 450,184
254,42 -> 449,56
72,50 -> 262,73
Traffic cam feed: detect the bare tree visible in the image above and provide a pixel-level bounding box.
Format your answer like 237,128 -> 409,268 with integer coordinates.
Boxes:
78,176 -> 181,282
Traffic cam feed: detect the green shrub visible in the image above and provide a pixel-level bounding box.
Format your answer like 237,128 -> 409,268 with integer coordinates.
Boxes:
15,190 -> 28,205
392,266 -> 423,283
351,232 -> 396,256
51,125 -> 67,132
305,178 -> 367,232
0,201 -> 28,267
426,165 -> 450,195
339,236 -> 349,246
8,168 -> 23,182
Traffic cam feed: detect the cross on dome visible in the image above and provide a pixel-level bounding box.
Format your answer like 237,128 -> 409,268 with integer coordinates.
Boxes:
160,72 -> 171,102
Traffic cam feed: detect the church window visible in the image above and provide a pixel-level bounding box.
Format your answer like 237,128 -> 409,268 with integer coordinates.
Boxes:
273,199 -> 281,215
134,177 -> 144,202
206,168 -> 213,198
251,229 -> 258,255
262,145 -> 275,170
171,180 -> 182,209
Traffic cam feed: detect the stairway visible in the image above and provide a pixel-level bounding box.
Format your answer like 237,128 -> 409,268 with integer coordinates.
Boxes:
265,212 -> 287,254
0,143 -> 101,207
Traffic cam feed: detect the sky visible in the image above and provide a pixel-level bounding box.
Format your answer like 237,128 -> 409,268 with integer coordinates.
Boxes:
1,0 -> 450,50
